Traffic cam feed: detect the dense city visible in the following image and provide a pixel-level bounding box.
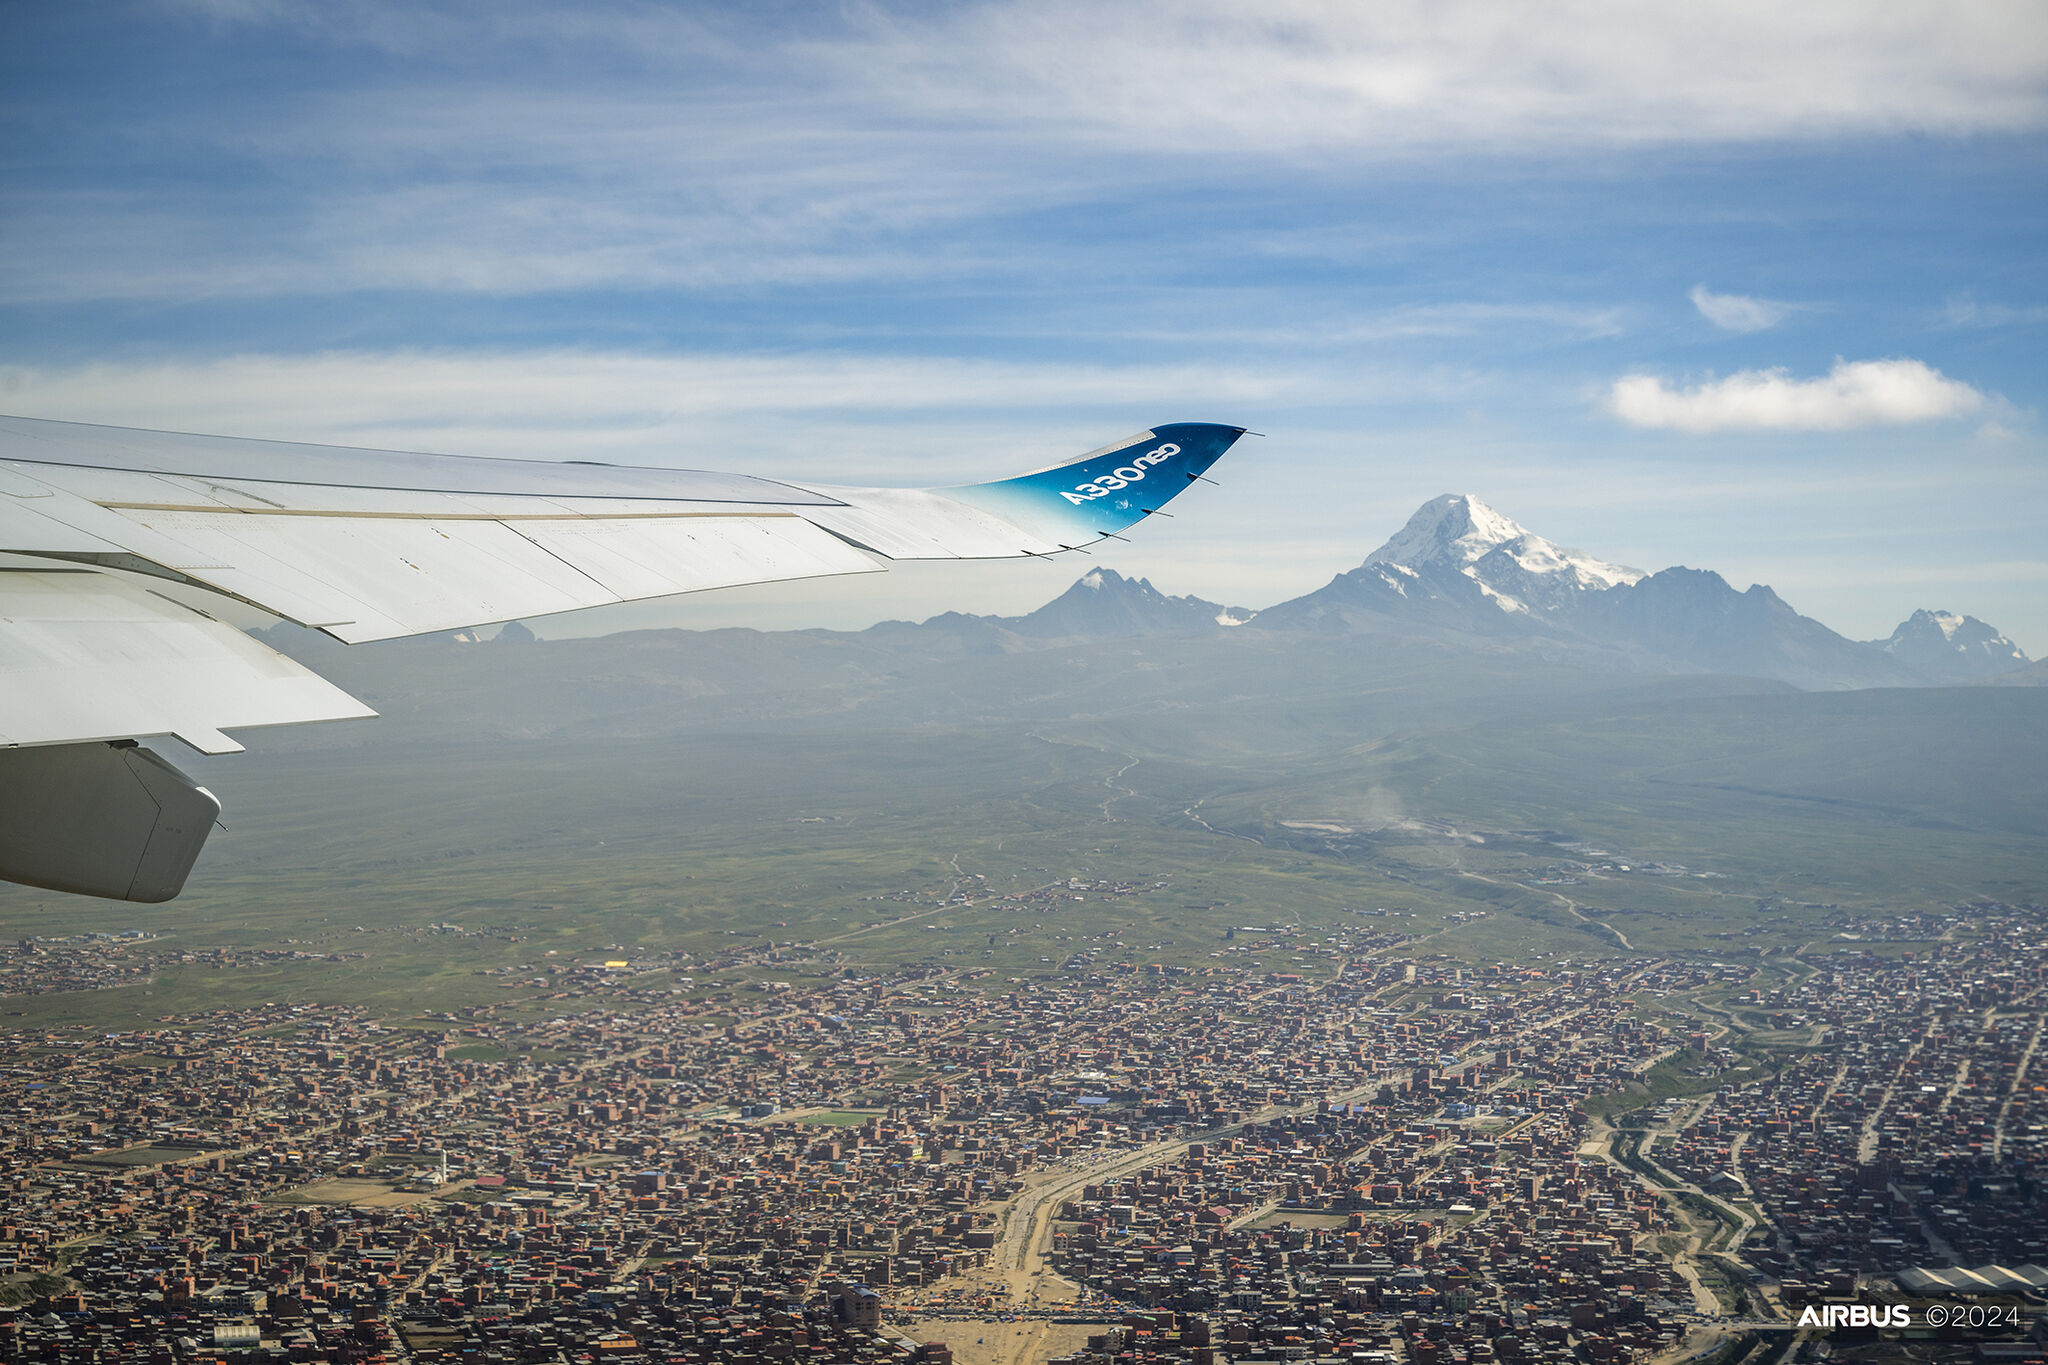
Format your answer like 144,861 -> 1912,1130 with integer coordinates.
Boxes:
0,907 -> 2043,1365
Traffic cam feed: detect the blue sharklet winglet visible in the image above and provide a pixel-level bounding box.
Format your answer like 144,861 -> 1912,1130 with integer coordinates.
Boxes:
943,422 -> 1245,551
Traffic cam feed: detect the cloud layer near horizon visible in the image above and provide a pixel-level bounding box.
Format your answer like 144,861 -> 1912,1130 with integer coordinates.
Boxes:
1607,359 -> 1990,433
0,348 -> 1396,477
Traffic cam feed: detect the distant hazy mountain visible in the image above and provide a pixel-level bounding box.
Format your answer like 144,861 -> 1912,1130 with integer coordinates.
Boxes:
1568,567 -> 1923,690
889,567 -> 1253,646
1008,568 -> 1254,638
1872,609 -> 2030,683
1980,658 -> 2048,687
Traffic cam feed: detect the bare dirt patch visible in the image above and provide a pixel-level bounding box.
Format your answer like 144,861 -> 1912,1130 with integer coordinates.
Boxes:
266,1177 -> 447,1207
897,1320 -> 1109,1365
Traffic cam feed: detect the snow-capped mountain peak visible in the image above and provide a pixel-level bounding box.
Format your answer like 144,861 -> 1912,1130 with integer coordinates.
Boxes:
1359,494 -> 1643,615
1365,494 -> 1529,569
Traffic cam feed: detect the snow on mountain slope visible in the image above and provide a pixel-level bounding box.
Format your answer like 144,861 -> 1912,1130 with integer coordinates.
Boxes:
1875,609 -> 2031,681
1364,494 -> 1530,570
1364,494 -> 1644,614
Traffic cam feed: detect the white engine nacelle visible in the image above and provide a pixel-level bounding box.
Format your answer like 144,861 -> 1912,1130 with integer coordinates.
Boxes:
0,741 -> 220,902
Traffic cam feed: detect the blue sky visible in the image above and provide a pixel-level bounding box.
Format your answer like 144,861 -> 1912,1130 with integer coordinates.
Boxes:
4,1 -> 2045,650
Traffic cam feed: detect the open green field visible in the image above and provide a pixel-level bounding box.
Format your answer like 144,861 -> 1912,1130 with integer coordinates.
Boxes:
1,628 -> 2040,1030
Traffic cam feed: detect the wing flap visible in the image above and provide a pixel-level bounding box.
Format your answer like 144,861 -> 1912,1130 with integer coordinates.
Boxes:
516,515 -> 880,604
797,488 -> 1059,559
1,461 -> 237,567
128,508 -> 619,638
0,569 -> 374,752
94,506 -> 884,643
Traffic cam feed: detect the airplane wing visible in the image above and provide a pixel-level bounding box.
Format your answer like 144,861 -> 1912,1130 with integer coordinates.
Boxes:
0,414 -> 1244,901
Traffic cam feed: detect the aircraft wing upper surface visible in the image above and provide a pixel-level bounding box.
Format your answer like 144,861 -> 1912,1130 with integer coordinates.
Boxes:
0,414 -> 1243,900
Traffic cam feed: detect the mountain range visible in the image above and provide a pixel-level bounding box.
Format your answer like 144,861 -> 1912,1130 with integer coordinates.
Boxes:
889,494 -> 2031,690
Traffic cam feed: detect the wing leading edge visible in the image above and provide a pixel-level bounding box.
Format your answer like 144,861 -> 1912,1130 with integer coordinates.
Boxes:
0,415 -> 1245,900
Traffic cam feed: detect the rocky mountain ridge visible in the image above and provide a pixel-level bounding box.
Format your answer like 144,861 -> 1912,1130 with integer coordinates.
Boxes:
425,492 -> 2029,693
1873,608 -> 2029,680
903,493 -> 2032,690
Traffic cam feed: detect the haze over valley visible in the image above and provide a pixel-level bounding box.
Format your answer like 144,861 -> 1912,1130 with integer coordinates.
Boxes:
17,491 -> 2036,975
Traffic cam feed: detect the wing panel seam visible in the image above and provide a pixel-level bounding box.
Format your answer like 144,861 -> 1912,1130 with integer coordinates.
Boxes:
99,503 -> 807,522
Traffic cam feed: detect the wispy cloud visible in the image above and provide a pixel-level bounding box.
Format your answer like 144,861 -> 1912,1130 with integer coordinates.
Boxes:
9,1 -> 2044,305
156,0 -> 2048,155
846,0 -> 2048,153
1940,296 -> 2048,328
1086,303 -> 1630,349
1606,358 -> 1989,432
1689,285 -> 1795,332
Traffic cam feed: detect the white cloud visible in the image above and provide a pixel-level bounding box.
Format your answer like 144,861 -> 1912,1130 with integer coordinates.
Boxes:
1689,285 -> 1793,332
1606,358 -> 1989,432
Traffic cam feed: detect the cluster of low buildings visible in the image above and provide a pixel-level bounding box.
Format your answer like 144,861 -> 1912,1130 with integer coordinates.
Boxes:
0,908 -> 2040,1363
1646,908 -> 2047,1284
0,936 -> 366,999
1041,1105 -> 1688,1364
